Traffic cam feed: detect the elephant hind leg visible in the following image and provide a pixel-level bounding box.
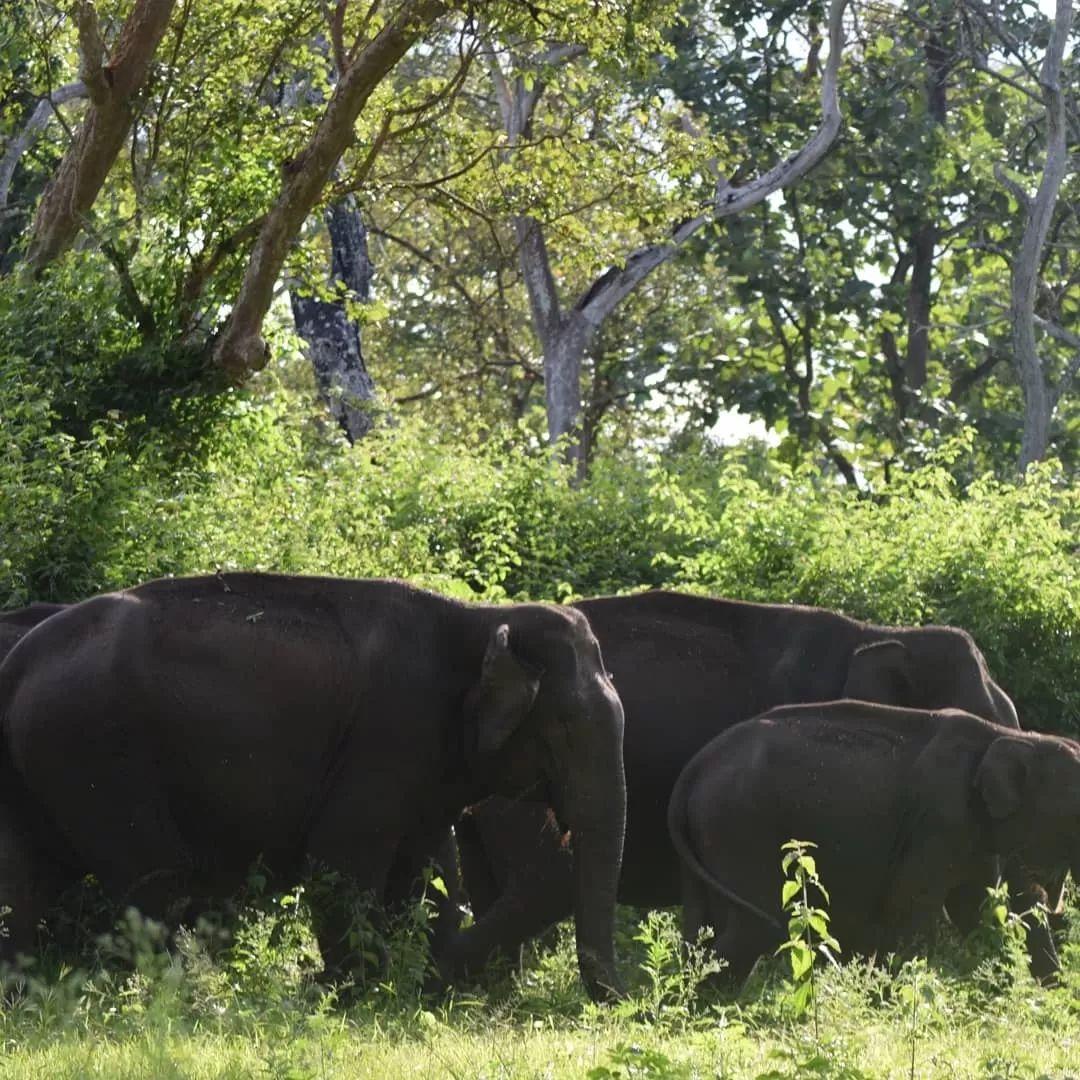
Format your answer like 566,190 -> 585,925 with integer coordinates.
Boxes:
0,806 -> 69,973
708,905 -> 777,990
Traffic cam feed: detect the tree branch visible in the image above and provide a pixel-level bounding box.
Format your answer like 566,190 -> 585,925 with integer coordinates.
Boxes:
27,0 -> 178,271
568,0 -> 848,328
75,2 -> 109,104
994,162 -> 1031,212
0,81 -> 87,211
1014,0 -> 1073,470
712,0 -> 847,216
100,238 -> 156,338
212,0 -> 448,382
176,216 -> 267,333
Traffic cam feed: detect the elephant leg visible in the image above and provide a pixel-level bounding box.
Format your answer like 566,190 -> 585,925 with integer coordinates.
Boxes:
680,862 -> 712,950
0,805 -> 69,974
454,813 -> 501,920
27,749 -> 196,927
442,857 -> 575,982
302,785 -> 403,984
1011,878 -> 1060,985
708,905 -> 776,990
944,874 -> 996,938
444,805 -> 575,982
383,828 -> 462,985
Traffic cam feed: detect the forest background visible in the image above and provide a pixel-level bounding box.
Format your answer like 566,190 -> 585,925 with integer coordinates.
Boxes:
4,0 -> 1079,737
4,3 -> 1080,1076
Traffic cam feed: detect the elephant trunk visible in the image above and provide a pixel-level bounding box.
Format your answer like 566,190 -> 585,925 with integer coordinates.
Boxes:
568,744 -> 627,1003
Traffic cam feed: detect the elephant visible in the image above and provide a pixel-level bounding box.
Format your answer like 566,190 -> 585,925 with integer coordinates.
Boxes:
450,589 -> 1027,981
666,700 -> 1080,982
0,603 -> 67,661
0,573 -> 627,1002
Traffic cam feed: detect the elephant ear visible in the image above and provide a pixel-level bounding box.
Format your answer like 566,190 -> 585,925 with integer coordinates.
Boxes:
470,624 -> 543,756
976,736 -> 1034,820
842,639 -> 913,705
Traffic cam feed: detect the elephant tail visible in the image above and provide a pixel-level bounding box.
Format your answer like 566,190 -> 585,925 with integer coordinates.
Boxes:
667,761 -> 784,932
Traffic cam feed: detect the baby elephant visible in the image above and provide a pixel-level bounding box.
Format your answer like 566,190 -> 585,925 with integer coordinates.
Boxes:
667,701 -> 1080,982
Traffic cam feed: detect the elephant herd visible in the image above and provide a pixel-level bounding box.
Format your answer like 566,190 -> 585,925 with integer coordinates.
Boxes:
0,574 -> 1075,1004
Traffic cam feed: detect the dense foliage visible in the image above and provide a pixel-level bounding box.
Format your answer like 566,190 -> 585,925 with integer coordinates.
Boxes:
4,311 -> 1078,736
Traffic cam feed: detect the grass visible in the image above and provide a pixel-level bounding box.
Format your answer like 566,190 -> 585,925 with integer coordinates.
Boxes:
2,891 -> 1080,1079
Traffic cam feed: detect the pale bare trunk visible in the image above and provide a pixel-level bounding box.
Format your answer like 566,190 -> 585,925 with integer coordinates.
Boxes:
489,0 -> 848,469
1012,0 -> 1072,472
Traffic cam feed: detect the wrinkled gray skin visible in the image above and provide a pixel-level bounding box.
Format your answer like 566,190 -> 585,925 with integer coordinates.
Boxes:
450,591 -> 1043,983
0,574 -> 627,1002
667,702 -> 1080,983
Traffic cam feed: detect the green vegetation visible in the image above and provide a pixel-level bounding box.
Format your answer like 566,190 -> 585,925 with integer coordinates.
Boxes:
5,0 -> 1080,1072
1,857 -> 1076,1078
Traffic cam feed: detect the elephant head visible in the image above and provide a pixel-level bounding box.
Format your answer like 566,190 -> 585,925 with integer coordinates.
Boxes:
975,732 -> 1080,874
842,628 -> 1018,728
462,610 -> 627,1002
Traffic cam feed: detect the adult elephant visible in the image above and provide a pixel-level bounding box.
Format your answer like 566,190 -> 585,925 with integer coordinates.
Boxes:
0,573 -> 627,1002
0,603 -> 67,660
452,589 -> 1027,981
667,702 -> 1080,982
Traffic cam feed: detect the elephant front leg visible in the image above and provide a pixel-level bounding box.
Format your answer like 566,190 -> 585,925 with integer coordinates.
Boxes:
304,851 -> 397,994
443,811 -> 576,985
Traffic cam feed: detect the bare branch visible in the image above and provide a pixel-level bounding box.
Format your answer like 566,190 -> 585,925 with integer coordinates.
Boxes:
212,0 -> 448,382
712,0 -> 847,216
970,53 -> 1045,107
27,0 -> 179,271
100,238 -> 155,338
329,0 -> 348,75
0,81 -> 87,211
177,216 -> 267,332
570,0 -> 848,327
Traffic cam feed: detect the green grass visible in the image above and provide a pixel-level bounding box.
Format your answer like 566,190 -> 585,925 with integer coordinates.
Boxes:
3,897 -> 1080,1079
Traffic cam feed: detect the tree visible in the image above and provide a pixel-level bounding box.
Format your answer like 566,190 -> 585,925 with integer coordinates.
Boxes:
992,0 -> 1079,470
485,0 -> 849,473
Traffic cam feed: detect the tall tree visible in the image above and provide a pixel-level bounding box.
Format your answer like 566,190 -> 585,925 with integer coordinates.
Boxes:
485,0 -> 849,472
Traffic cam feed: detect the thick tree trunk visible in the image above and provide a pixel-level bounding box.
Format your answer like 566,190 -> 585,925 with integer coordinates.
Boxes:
289,196 -> 377,442
27,0 -> 177,270
543,318 -> 589,467
905,220 -> 937,390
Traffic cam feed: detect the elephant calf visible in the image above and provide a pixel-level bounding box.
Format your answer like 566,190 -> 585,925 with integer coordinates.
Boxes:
667,701 -> 1080,983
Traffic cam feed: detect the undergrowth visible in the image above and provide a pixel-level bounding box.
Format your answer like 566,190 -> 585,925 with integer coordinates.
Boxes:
1,859 -> 1077,1079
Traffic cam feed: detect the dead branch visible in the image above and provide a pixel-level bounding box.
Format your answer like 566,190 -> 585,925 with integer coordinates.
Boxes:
0,81 -> 87,211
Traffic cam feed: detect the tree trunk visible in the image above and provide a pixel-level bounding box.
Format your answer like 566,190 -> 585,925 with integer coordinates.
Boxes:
212,0 -> 448,382
1013,0 -> 1072,472
489,0 -> 848,475
544,317 -> 589,470
905,220 -> 937,390
289,195 -> 377,442
27,0 -> 177,271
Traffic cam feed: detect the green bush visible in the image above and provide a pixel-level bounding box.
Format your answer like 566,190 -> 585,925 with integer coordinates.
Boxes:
3,328 -> 1080,735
